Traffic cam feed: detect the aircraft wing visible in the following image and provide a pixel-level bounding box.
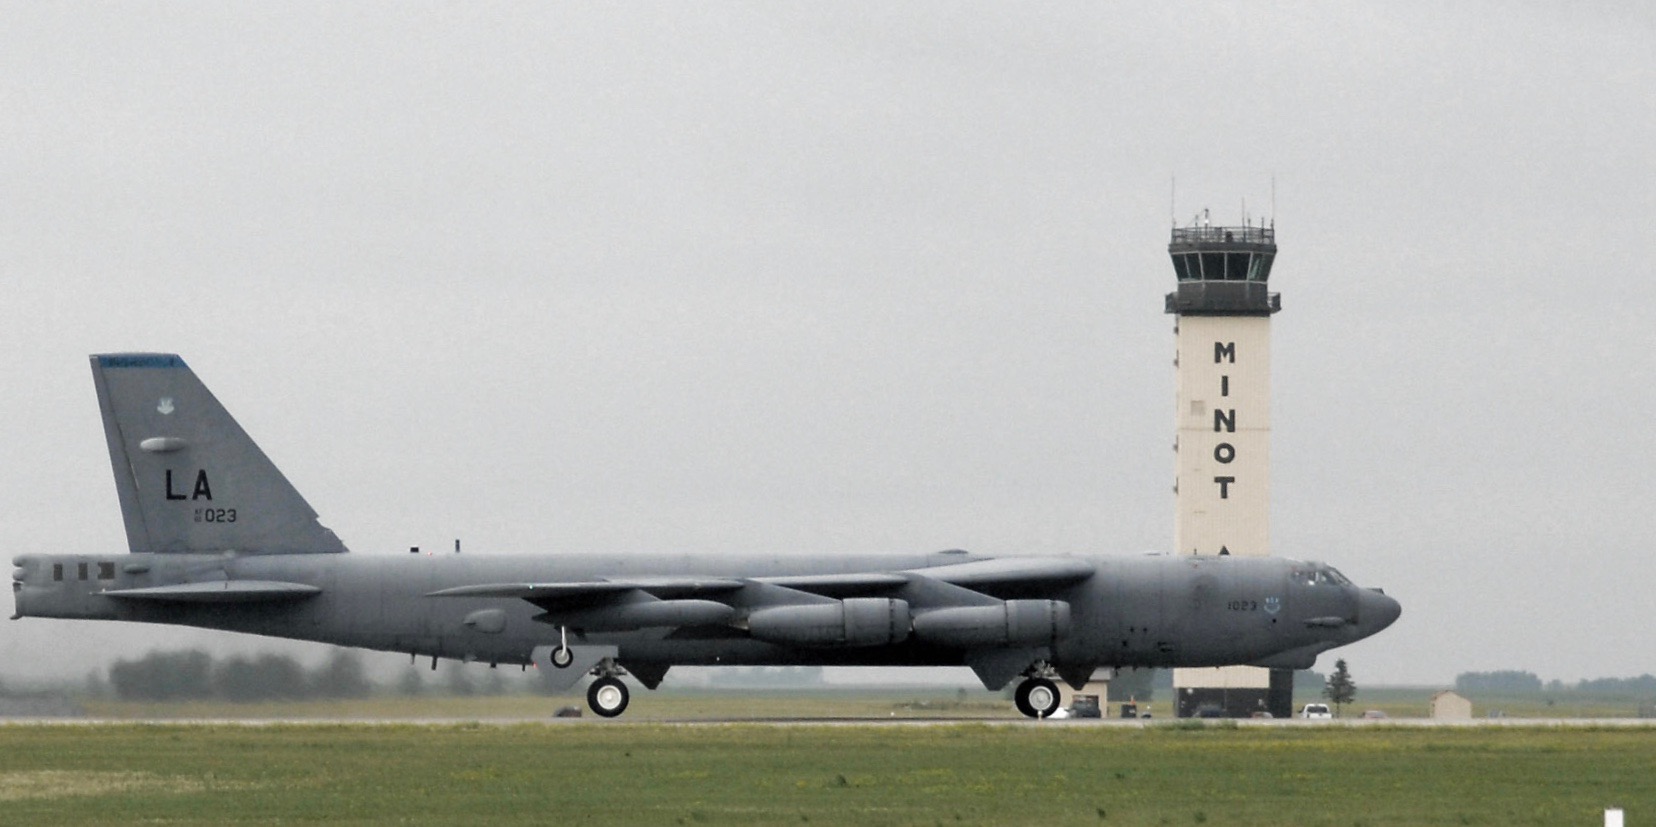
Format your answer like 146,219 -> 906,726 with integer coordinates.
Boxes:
900,556 -> 1095,588
427,577 -> 745,601
428,557 -> 1091,602
751,556 -> 1094,596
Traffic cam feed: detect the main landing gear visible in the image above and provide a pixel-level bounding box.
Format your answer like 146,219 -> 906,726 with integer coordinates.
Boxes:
586,675 -> 629,718
1013,675 -> 1062,719
536,630 -> 634,718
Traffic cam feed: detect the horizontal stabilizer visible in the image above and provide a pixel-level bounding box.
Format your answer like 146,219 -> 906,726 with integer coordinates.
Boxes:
101,580 -> 322,603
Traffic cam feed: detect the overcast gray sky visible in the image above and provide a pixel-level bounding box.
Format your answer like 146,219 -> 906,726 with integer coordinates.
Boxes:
3,2 -> 1652,687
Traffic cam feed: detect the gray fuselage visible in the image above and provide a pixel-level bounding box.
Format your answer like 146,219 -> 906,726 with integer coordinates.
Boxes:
14,549 -> 1396,679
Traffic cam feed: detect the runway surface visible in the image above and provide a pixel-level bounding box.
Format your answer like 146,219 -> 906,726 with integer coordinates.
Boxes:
5,716 -> 1654,728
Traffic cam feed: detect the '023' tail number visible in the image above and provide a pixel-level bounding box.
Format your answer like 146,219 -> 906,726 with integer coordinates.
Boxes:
1226,600 -> 1260,612
194,508 -> 238,523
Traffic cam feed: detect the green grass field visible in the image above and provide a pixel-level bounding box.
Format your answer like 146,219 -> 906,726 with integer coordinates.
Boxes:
0,721 -> 1649,825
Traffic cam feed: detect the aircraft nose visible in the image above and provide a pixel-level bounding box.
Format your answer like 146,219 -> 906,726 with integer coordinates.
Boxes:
1357,588 -> 1401,635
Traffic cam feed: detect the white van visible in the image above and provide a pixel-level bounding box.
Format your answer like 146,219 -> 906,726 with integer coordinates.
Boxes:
1300,703 -> 1332,719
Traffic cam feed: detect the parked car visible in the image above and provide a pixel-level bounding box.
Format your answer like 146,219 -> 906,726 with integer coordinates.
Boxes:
1361,709 -> 1388,719
1300,703 -> 1332,719
1068,695 -> 1102,719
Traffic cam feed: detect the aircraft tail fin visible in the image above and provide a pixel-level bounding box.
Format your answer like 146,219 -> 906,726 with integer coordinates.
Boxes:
91,354 -> 347,555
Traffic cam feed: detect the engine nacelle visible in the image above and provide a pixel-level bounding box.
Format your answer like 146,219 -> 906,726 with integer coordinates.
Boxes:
539,599 -> 737,632
911,600 -> 1071,648
748,598 -> 911,647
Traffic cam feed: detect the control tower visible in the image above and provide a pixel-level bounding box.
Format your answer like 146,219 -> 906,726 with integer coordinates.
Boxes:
1165,211 -> 1292,718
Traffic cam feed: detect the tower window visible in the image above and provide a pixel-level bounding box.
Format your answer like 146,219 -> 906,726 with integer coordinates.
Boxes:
1200,253 -> 1223,280
1172,255 -> 1193,281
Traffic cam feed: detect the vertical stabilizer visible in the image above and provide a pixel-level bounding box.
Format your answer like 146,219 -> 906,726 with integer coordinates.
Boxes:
91,354 -> 347,554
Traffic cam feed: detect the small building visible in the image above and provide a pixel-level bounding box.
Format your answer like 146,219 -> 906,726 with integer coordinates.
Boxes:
1431,690 -> 1473,720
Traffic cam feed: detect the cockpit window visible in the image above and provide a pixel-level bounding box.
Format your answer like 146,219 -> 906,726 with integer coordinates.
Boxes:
1294,567 -> 1351,587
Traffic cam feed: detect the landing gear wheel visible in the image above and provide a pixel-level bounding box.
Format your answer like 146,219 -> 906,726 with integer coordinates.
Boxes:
587,676 -> 630,718
1014,677 -> 1061,719
550,646 -> 574,669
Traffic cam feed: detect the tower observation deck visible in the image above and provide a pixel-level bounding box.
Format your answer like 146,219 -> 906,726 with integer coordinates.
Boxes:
1164,223 -> 1280,316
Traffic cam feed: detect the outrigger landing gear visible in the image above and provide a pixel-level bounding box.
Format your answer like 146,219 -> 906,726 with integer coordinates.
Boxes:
550,626 -> 574,668
584,659 -> 631,718
1013,664 -> 1063,719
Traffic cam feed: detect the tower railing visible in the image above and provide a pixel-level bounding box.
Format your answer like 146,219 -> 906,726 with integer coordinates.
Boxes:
1169,225 -> 1274,246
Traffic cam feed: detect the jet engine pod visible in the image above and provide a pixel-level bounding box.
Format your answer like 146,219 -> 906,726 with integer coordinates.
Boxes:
748,598 -> 911,647
912,599 -> 1071,648
536,599 -> 737,632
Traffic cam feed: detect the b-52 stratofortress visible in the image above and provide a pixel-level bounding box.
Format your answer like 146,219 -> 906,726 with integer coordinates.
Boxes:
13,355 -> 1400,718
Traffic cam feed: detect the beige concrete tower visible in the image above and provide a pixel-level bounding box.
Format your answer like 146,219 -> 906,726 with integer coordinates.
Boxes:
1165,213 -> 1291,717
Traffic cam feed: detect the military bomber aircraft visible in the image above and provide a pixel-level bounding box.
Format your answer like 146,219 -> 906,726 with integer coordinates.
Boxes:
12,355 -> 1400,718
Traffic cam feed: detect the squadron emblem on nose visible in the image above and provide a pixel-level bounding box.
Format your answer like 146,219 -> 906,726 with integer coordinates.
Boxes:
1264,597 -> 1281,614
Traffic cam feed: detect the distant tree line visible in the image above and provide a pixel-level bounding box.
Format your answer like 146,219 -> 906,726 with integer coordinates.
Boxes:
1455,670 -> 1543,694
1571,675 -> 1656,695
108,649 -> 373,702
1455,671 -> 1656,696
104,648 -> 543,702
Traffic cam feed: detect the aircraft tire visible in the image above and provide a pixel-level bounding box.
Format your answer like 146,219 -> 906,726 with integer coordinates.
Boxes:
587,677 -> 629,718
550,646 -> 574,668
1014,678 -> 1061,719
